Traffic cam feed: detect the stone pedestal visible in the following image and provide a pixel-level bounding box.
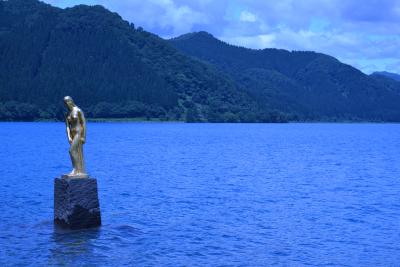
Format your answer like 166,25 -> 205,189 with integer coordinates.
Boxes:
54,177 -> 101,230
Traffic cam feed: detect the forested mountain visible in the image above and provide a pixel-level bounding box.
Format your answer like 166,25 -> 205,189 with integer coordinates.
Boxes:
0,0 -> 270,122
372,71 -> 400,82
170,32 -> 400,121
1,0 -> 400,122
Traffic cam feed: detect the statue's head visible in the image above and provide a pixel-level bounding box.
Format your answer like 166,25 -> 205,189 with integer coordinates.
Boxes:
63,96 -> 75,110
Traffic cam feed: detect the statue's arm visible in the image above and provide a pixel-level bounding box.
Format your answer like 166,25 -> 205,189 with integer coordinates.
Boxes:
79,111 -> 86,144
65,114 -> 72,144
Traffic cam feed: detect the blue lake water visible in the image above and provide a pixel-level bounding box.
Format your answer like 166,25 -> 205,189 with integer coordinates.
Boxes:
1,122 -> 400,266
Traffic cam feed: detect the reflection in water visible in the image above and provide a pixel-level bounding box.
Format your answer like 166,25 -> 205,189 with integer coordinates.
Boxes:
48,226 -> 102,266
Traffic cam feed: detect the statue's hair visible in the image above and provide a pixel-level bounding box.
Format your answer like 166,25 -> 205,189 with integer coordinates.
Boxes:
64,96 -> 75,105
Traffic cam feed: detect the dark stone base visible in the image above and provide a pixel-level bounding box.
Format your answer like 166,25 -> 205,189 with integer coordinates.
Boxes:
54,177 -> 101,230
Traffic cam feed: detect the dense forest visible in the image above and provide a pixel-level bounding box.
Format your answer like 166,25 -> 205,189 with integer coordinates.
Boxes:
170,32 -> 400,121
1,0 -> 400,122
0,0 -> 277,122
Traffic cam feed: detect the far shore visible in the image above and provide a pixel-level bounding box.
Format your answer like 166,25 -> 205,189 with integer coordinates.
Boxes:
87,118 -> 184,123
0,118 -> 399,124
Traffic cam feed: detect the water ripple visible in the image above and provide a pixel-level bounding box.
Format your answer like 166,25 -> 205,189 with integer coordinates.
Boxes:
0,123 -> 400,266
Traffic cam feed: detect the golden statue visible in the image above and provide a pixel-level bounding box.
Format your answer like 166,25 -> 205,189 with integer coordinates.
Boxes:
64,96 -> 88,178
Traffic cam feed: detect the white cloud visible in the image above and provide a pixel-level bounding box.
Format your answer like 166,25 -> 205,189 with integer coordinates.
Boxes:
45,0 -> 208,36
221,34 -> 276,49
153,0 -> 207,35
239,10 -> 257,22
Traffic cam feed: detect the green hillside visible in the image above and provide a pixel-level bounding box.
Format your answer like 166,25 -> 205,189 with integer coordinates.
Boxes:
0,0 -> 272,122
170,32 -> 400,121
2,0 -> 400,122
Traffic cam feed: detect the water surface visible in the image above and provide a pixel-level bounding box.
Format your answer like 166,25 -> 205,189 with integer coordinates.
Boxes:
0,123 -> 400,266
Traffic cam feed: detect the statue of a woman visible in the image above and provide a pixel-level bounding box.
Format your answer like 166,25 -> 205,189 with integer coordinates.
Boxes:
64,96 -> 88,178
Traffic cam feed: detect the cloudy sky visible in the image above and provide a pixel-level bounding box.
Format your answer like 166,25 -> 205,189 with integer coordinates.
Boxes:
44,0 -> 400,74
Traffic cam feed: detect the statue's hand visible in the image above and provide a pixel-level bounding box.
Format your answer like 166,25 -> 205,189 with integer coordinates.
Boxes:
68,138 -> 72,144
80,137 -> 86,144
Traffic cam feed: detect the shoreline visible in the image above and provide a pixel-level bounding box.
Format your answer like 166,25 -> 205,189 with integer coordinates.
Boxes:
0,119 -> 399,124
87,118 -> 184,123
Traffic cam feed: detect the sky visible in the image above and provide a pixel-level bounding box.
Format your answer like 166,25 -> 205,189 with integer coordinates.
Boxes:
43,0 -> 400,74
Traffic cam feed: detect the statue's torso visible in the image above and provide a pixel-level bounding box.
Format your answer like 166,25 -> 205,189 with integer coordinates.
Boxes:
67,108 -> 83,138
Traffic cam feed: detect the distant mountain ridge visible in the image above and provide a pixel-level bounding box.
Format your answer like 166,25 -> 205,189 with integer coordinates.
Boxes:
170,31 -> 400,121
1,1 -> 400,122
372,71 -> 400,82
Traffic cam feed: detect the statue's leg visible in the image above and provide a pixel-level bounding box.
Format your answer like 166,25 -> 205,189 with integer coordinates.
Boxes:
69,135 -> 80,175
68,144 -> 75,175
76,141 -> 85,174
